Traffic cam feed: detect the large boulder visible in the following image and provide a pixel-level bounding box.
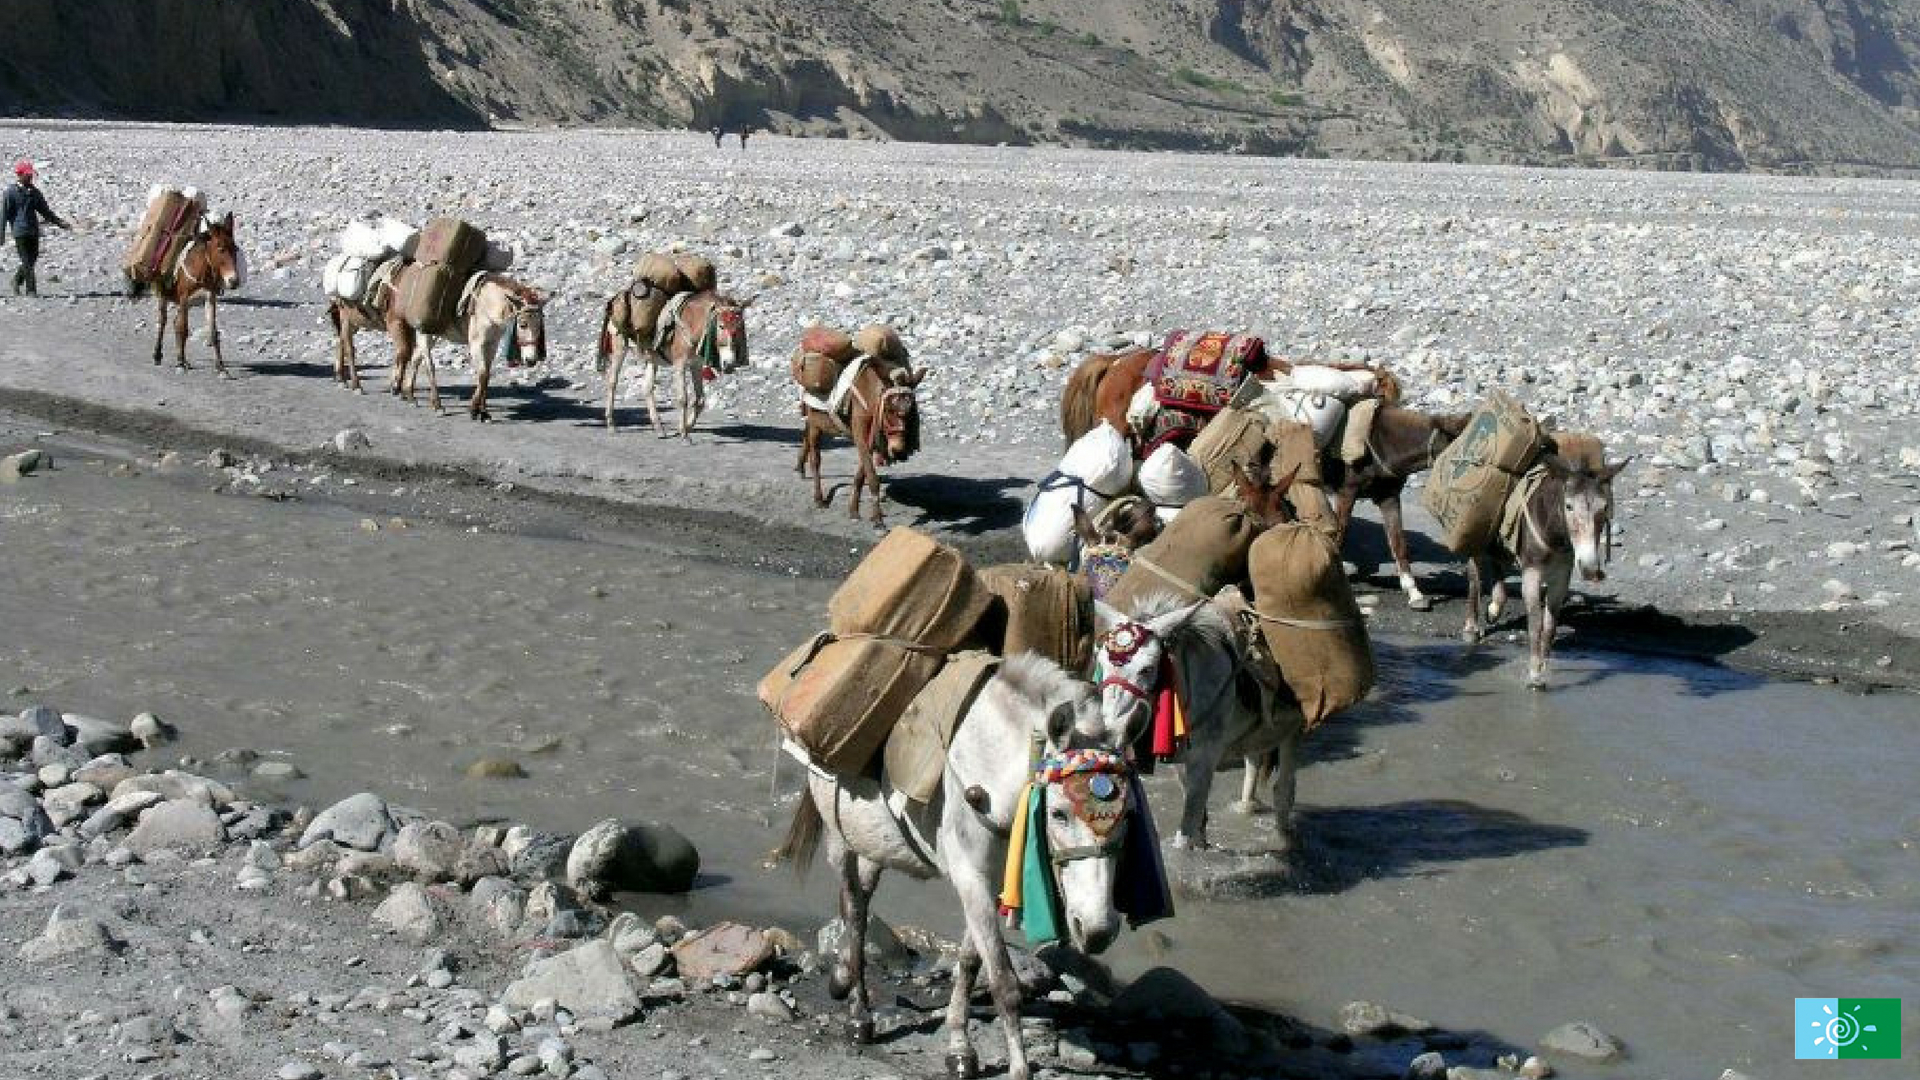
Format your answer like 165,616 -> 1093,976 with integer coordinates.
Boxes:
111,771 -> 234,807
565,819 -> 698,897
1,706 -> 68,752
299,792 -> 396,852
125,799 -> 227,853
372,883 -> 447,944
671,922 -> 772,980
1110,967 -> 1248,1057
19,905 -> 122,961
392,821 -> 465,882
500,939 -> 642,1020
0,782 -> 55,854
61,714 -> 138,756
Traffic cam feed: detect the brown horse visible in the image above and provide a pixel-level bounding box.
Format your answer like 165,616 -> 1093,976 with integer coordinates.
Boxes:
797,360 -> 929,524
1327,407 -> 1472,609
1059,346 -> 1403,449
386,264 -> 547,421
597,288 -> 751,436
133,213 -> 243,376
1462,454 -> 1629,688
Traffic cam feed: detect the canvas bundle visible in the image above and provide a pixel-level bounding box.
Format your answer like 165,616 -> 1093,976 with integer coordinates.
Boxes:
1186,406 -> 1271,495
403,217 -> 489,334
1102,495 -> 1258,612
672,253 -> 716,293
124,186 -> 206,282
1247,524 -> 1374,729
634,252 -> 689,295
323,252 -> 391,308
977,564 -> 1094,674
790,351 -> 842,396
1266,419 -> 1338,539
800,325 -> 858,363
827,527 -> 993,652
1420,391 -> 1545,555
853,324 -> 909,365
883,651 -> 1001,804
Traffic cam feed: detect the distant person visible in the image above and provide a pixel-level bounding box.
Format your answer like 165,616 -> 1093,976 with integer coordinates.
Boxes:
712,126 -> 724,148
738,127 -> 751,150
4,160 -> 70,297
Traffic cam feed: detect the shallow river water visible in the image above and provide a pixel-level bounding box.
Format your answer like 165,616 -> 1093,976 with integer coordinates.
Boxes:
3,443 -> 1915,1080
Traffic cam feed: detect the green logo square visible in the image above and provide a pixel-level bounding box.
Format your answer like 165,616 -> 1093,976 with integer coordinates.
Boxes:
1837,998 -> 1902,1060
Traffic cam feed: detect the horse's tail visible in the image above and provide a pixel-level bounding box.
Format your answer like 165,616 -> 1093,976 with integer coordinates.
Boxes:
1061,354 -> 1114,448
595,295 -> 620,375
773,786 -> 823,878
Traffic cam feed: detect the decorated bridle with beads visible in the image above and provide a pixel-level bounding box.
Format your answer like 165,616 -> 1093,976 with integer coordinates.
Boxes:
1095,620 -> 1159,703
1035,749 -> 1133,865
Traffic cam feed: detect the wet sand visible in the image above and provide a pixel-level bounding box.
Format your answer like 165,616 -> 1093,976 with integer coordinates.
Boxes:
5,416 -> 1915,1079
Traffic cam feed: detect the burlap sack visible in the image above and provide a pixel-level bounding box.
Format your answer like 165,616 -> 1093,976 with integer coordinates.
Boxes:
1188,407 -> 1271,495
395,263 -> 461,335
801,325 -> 858,363
884,651 -> 1000,803
672,253 -> 717,293
1421,392 -> 1545,555
853,324 -> 909,364
790,351 -> 841,396
1266,419 -> 1337,540
1248,524 -> 1373,729
634,252 -> 690,295
415,217 -> 487,271
1103,496 -> 1258,612
125,188 -> 203,281
828,528 -> 992,652
978,564 -> 1093,673
758,634 -> 943,775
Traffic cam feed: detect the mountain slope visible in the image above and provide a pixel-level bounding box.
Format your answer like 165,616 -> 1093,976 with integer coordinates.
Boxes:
3,0 -> 1920,171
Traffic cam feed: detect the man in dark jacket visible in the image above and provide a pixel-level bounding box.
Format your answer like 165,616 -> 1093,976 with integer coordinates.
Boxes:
4,160 -> 70,296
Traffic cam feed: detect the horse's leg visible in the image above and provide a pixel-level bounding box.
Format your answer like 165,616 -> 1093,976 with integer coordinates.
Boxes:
865,434 -> 886,526
677,360 -> 696,439
344,325 -> 363,393
948,860 -> 1030,1080
172,297 -> 192,370
808,421 -> 830,508
1232,749 -> 1276,815
470,346 -> 493,422
1488,565 -> 1510,623
1267,714 -> 1303,854
1333,480 -> 1359,544
417,338 -> 444,414
1522,562 -> 1549,689
1172,728 -> 1229,850
1461,553 -> 1486,642
840,855 -> 884,1043
642,358 -> 666,437
208,294 -> 229,377
603,338 -> 626,431
1378,492 -> 1430,610
942,937 -> 984,1080
151,295 -> 168,365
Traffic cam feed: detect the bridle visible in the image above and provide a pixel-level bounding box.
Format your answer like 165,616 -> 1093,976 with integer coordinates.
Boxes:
1034,749 -> 1133,866
1094,620 -> 1160,703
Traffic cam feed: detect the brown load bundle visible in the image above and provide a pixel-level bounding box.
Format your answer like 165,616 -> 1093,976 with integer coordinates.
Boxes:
800,325 -> 858,363
758,635 -> 943,774
977,564 -> 1093,673
790,351 -> 842,396
415,217 -> 487,270
827,527 -> 992,651
1103,495 -> 1259,612
634,252 -> 690,295
853,324 -> 909,364
883,651 -> 1001,803
1266,420 -> 1337,540
124,187 -> 206,282
395,263 -> 462,336
1187,406 -> 1271,495
672,253 -> 717,293
1420,391 -> 1544,554
1248,523 -> 1373,729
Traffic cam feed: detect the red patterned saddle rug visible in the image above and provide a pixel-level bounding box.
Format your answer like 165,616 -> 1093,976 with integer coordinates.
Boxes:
1140,330 -> 1266,455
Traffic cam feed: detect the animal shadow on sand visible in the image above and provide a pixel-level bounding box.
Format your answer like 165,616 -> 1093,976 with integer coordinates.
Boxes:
880,473 -> 1027,535
876,962 -> 1525,1079
1467,594 -> 1762,699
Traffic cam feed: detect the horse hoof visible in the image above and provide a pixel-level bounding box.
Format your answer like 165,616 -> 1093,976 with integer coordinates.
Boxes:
945,1052 -> 980,1080
847,1018 -> 876,1045
826,968 -> 853,1002
1460,627 -> 1483,644
1229,799 -> 1267,817
1408,595 -> 1433,612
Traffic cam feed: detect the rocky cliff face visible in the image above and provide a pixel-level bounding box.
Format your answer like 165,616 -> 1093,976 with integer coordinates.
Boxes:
3,0 -> 1920,171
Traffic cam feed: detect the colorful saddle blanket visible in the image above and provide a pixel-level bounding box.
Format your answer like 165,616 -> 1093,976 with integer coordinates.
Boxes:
1141,331 -> 1265,454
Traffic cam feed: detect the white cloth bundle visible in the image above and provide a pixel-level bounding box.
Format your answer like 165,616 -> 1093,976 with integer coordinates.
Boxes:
1023,422 -> 1135,567
1137,443 -> 1208,511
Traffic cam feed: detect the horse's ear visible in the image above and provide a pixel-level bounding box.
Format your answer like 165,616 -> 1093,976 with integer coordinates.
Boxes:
1147,598 -> 1209,638
1093,599 -> 1125,633
1070,501 -> 1100,545
1541,454 -> 1575,481
1230,462 -> 1259,503
220,212 -> 235,230
1046,702 -> 1076,746
1269,462 -> 1300,496
908,367 -> 929,388
1597,456 -> 1632,483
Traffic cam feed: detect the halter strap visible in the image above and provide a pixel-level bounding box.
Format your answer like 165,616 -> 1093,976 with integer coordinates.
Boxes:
1098,675 -> 1151,701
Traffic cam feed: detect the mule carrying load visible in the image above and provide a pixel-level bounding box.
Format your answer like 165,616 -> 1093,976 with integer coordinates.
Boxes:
792,322 -> 926,523
1420,390 -> 1547,554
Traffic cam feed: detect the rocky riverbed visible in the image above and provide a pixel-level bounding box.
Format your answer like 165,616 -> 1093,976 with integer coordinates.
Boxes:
1,121 -> 1918,686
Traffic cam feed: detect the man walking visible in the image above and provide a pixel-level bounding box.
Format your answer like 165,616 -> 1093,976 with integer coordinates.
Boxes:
4,160 -> 70,296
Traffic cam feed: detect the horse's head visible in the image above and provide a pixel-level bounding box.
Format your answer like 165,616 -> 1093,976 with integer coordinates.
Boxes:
1032,748 -> 1134,955
876,366 -> 928,463
1544,454 -> 1630,582
1071,496 -> 1161,554
1089,594 -> 1213,747
202,213 -> 243,291
1232,461 -> 1302,530
712,293 -> 752,373
511,286 -> 547,365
